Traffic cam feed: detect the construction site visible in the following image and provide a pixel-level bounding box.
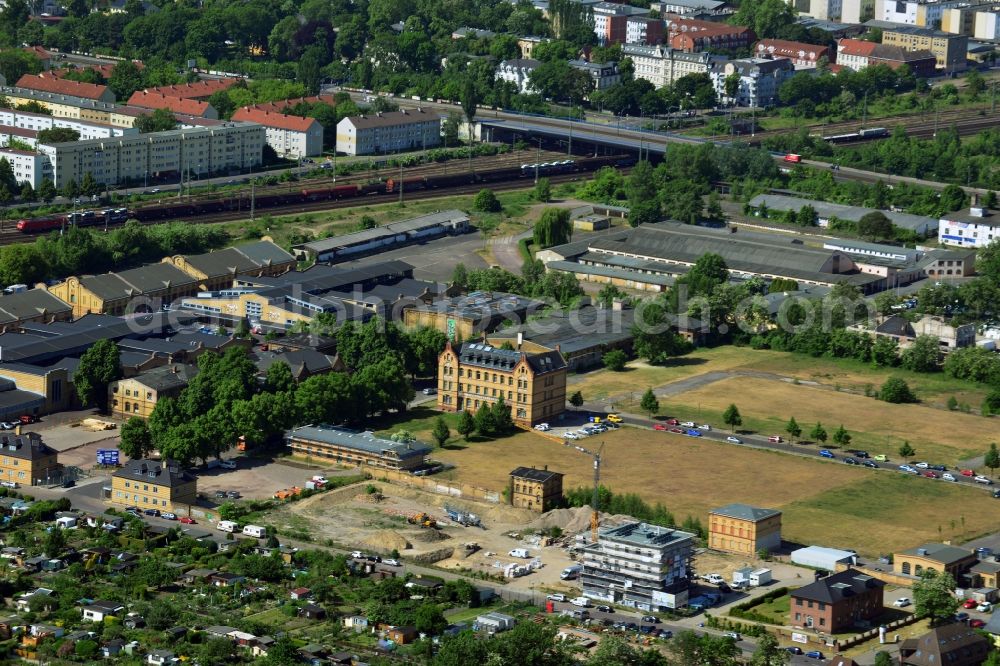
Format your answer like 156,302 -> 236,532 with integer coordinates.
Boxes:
269,477 -> 641,593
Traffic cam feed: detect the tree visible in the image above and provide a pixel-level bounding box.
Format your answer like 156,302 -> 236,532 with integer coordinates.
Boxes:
451,263 -> 468,289
569,390 -> 584,408
721,404 -> 742,432
75,338 -> 122,412
874,653 -> 893,666
432,416 -> 450,447
913,569 -> 960,625
640,388 -> 659,418
534,177 -> 552,202
473,188 -> 502,213
898,440 -> 915,462
492,395 -> 515,435
457,410 -> 475,441
750,633 -> 789,666
108,60 -> 146,101
832,424 -> 851,447
119,417 -> 153,460
265,362 -> 296,393
810,422 -> 827,444
474,403 -> 496,437
43,525 -> 66,557
603,349 -> 628,371
533,208 -> 572,248
785,417 -> 801,442
37,177 -> 55,202
857,211 -> 894,241
414,603 -> 447,635
134,108 -> 177,133
900,335 -> 940,373
985,442 -> 1000,478
880,377 -> 917,403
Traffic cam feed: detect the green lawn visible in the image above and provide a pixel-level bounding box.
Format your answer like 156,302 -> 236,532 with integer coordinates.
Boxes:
739,594 -> 790,625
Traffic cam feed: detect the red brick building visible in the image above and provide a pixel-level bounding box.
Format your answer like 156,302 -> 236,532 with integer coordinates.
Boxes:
790,568 -> 884,632
667,16 -> 753,53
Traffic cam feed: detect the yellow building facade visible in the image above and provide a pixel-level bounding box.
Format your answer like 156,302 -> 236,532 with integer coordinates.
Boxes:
108,366 -> 194,420
893,543 -> 977,579
509,466 -> 564,513
882,28 -> 967,70
437,339 -> 567,427
0,432 -> 59,487
708,503 -> 782,556
110,459 -> 197,512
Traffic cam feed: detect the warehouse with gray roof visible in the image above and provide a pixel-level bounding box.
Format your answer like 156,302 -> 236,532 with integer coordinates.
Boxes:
748,194 -> 937,236
284,425 -> 431,471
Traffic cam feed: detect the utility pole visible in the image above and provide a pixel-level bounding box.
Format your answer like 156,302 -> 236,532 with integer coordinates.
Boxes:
250,181 -> 255,222
398,159 -> 403,205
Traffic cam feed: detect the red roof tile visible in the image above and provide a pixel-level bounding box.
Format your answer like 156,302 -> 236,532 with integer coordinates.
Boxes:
837,38 -> 878,58
15,73 -> 112,100
251,95 -> 338,113
23,46 -> 51,62
231,106 -> 320,132
127,91 -> 214,117
755,39 -> 831,62
141,79 -> 240,100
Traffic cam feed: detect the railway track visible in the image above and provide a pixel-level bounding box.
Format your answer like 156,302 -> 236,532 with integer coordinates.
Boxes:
749,106 -> 994,143
0,168 -> 599,248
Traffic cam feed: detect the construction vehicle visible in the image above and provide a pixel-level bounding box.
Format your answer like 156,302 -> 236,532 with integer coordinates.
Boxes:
407,512 -> 437,528
272,486 -> 303,500
565,441 -> 604,543
445,505 -> 481,527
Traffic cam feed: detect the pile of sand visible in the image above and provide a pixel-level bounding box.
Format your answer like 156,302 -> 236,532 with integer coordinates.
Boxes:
529,506 -> 636,534
412,528 -> 451,543
362,530 -> 411,552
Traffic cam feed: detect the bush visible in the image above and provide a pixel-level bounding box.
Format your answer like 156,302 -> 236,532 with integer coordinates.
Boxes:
880,377 -> 917,403
473,189 -> 502,213
602,349 -> 628,371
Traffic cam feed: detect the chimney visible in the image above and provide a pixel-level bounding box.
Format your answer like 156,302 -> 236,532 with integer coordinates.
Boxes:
544,464 -> 548,471
517,331 -> 523,349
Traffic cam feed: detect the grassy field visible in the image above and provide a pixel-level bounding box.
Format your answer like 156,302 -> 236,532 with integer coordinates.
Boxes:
573,347 -> 991,413
428,424 -> 1000,554
743,594 -> 790,624
663,376 -> 991,464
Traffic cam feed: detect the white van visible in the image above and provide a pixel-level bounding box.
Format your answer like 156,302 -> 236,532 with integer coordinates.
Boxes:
570,596 -> 591,607
217,520 -> 238,533
242,524 -> 267,538
508,548 -> 530,558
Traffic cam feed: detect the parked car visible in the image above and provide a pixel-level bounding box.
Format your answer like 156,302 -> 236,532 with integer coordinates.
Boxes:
993,489 -> 1000,499
929,464 -> 948,471
641,615 -> 659,623
975,475 -> 993,485
942,473 -> 957,482
422,387 -> 437,395
971,619 -> 987,629
143,509 -> 160,517
874,454 -> 888,462
899,465 -> 918,474
805,651 -> 824,660
955,612 -> 970,622
220,460 -> 237,469
0,422 -> 14,430
680,421 -> 696,427
963,599 -> 978,609
0,481 -> 18,488
596,605 -> 612,613
978,602 -> 992,612
547,594 -> 567,602
844,457 -> 858,465
785,647 -> 803,655
819,450 -> 835,459
18,415 -> 36,424
717,582 -> 731,593
863,461 -> 879,469
124,507 -> 141,517
666,419 -> 680,425
653,423 -> 667,431
961,469 -> 976,477
726,436 -> 742,444
351,551 -> 365,558
847,450 -> 870,458
534,423 -> 550,431
699,424 -> 712,431
913,461 -> 929,469
723,632 -> 741,641
607,414 -> 623,423
215,490 -> 227,498
923,471 -> 939,479
685,429 -> 701,437
179,517 -> 196,524
670,428 -> 683,434
564,432 -> 580,440
893,597 -> 911,607
160,512 -> 176,520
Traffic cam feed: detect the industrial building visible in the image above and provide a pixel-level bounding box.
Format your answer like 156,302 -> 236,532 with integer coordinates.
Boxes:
436,339 -> 567,427
748,194 -> 937,236
403,291 -> 543,341
790,545 -> 858,571
284,425 -> 432,471
163,239 -> 297,292
292,210 -> 470,263
939,205 -> 1000,248
335,109 -> 442,156
581,522 -> 695,611
893,542 -> 977,579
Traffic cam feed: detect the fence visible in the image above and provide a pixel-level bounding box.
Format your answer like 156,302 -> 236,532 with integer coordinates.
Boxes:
366,465 -> 503,505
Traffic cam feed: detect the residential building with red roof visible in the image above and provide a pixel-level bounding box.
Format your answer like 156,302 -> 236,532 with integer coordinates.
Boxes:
666,16 -> 754,52
836,38 -> 878,70
127,91 -> 218,119
23,46 -> 52,69
231,106 -> 323,158
139,79 -> 241,101
754,39 -> 832,68
15,73 -> 115,103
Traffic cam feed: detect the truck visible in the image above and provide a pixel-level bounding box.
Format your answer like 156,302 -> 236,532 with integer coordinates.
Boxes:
217,520 -> 238,533
561,565 -> 583,580
570,596 -> 591,607
445,505 -> 481,527
242,524 -> 267,538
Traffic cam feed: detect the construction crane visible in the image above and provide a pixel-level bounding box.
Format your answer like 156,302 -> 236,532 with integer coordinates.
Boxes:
565,441 -> 604,544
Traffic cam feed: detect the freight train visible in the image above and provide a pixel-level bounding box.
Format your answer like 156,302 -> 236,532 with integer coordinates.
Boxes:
818,127 -> 890,144
16,155 -> 635,233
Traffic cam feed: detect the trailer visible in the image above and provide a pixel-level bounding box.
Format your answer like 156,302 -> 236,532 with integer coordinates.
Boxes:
444,505 -> 481,527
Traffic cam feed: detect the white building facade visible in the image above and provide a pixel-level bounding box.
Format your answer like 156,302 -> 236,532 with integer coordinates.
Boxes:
335,109 -> 442,156
231,108 -> 323,158
0,109 -> 133,140
712,57 -> 794,107
938,207 -> 1000,248
495,59 -> 541,94
0,148 -> 50,188
37,122 -> 264,187
622,45 -> 718,89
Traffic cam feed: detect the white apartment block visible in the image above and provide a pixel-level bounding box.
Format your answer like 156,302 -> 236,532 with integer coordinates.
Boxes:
582,522 -> 695,612
622,45 -> 718,89
495,59 -> 541,94
794,0 -> 842,21
873,0 -> 961,26
841,0 -> 875,22
712,57 -> 794,108
974,10 -> 1000,39
36,122 -> 264,187
335,109 -> 442,157
231,107 -> 324,158
0,148 -> 51,188
938,206 -> 1000,249
0,109 -> 134,140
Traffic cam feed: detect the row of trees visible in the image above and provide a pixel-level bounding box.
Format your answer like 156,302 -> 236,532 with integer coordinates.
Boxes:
452,262 -> 584,307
